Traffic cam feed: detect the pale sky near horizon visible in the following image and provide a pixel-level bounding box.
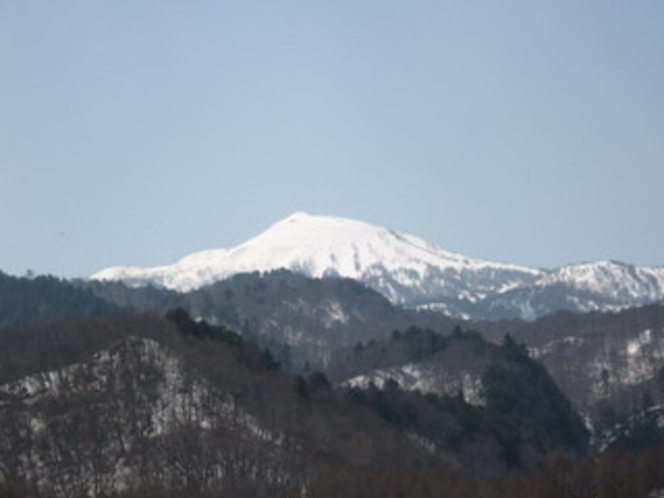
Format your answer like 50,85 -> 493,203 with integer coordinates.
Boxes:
2,1 -> 663,278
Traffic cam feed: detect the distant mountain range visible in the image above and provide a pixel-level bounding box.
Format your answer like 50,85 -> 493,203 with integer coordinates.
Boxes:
91,212 -> 664,320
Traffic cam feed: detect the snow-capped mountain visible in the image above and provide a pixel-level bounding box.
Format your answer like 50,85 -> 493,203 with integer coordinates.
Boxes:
91,212 -> 664,319
482,261 -> 664,320
92,212 -> 540,305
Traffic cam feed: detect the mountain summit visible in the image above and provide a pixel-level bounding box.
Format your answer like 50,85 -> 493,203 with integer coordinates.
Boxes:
91,212 -> 538,303
91,212 -> 664,319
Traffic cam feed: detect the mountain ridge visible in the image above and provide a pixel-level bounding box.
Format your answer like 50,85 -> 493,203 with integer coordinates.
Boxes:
91,212 -> 664,319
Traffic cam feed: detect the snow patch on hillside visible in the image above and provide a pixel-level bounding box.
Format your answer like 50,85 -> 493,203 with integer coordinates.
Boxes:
345,362 -> 485,406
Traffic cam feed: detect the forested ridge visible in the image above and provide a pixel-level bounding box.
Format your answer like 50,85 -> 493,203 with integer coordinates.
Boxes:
1,271 -> 664,497
0,272 -> 127,329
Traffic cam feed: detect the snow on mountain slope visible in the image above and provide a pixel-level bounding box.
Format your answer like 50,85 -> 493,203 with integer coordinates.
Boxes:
481,261 -> 664,319
537,261 -> 664,301
0,335 -> 281,496
91,212 -> 540,304
345,361 -> 485,406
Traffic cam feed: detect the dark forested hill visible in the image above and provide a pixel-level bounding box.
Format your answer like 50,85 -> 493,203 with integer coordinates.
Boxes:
333,327 -> 589,467
472,305 -> 664,446
3,271 -> 664,496
0,271 -> 127,329
0,313 -> 432,496
83,272 -> 664,446
84,270 -> 458,368
0,311 -> 598,497
1,311 -> 660,497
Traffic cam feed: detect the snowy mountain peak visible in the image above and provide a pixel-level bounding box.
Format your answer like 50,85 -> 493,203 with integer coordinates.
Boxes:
91,212 -> 538,300
237,212 -> 473,272
90,212 -> 664,318
282,210 -> 313,222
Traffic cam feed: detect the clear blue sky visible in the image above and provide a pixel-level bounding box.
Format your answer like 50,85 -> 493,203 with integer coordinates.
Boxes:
2,1 -> 663,277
